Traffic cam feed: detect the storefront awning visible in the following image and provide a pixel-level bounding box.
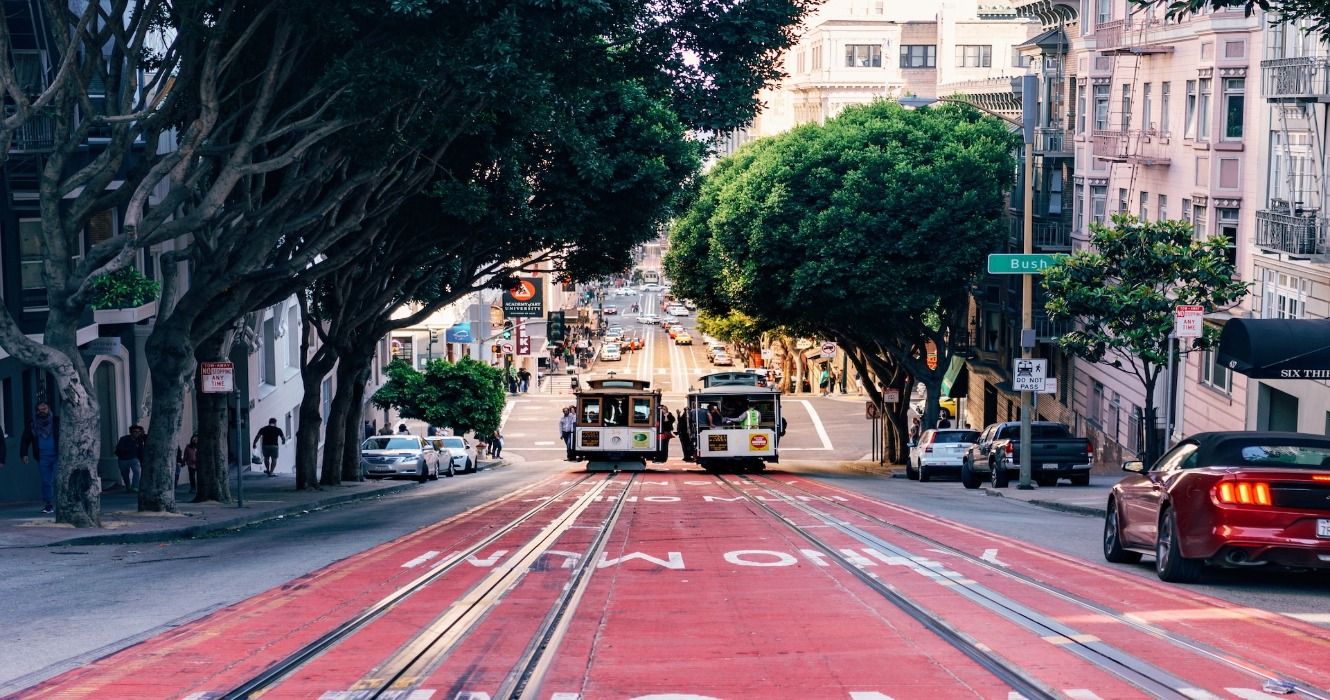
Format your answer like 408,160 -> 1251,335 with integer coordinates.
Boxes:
1217,318 -> 1330,379
940,356 -> 969,398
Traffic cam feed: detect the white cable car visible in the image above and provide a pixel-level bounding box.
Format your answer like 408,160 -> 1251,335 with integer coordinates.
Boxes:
686,371 -> 784,472
573,376 -> 664,472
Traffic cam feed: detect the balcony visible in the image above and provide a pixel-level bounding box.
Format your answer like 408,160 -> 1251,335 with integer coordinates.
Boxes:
1035,314 -> 1074,341
1255,208 -> 1325,256
5,112 -> 55,152
1092,16 -> 1173,55
1034,127 -> 1071,157
1261,56 -> 1330,103
1032,222 -> 1072,250
1091,129 -> 1129,161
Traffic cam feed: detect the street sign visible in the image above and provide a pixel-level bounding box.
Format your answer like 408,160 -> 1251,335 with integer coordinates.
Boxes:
200,361 -> 234,393
515,319 -> 531,355
987,254 -> 1065,275
1038,378 -> 1058,395
821,342 -> 837,357
500,340 -> 514,354
1175,305 -> 1205,339
761,348 -> 773,361
884,389 -> 900,404
865,401 -> 880,419
1012,358 -> 1047,392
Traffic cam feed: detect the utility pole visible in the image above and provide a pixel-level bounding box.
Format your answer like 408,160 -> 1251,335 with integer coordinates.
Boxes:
1018,73 -> 1037,491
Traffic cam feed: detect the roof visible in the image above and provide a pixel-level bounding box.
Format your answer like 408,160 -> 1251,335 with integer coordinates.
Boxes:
1176,431 -> 1330,467
689,385 -> 781,397
1016,26 -> 1068,51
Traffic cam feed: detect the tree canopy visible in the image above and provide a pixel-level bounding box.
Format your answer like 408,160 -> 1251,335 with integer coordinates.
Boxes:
1043,214 -> 1248,463
372,358 -> 507,438
1130,0 -> 1330,33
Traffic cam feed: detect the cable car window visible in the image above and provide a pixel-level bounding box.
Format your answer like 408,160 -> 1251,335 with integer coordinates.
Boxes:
631,398 -> 653,426
603,396 -> 629,426
580,399 -> 601,425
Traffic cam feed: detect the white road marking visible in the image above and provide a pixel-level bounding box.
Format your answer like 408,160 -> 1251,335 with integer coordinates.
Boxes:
1179,690 -> 1223,700
859,452 -> 874,460
980,548 -> 1008,567
533,441 -> 556,446
402,551 -> 440,568
1227,689 -> 1281,699
499,400 -> 519,431
1063,692 -> 1103,700
795,400 -> 833,450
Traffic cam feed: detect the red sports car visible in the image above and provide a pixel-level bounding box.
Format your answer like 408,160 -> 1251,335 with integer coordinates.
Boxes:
1103,431 -> 1330,583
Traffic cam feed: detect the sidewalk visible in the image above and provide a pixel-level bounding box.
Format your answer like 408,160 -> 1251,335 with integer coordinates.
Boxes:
0,470 -> 426,548
975,475 -> 1113,517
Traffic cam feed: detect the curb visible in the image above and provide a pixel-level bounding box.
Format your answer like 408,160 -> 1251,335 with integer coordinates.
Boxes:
979,486 -> 1106,517
50,481 -> 421,547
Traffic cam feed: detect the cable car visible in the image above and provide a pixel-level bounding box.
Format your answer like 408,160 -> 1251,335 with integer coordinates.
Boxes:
572,375 -> 664,472
686,371 -> 784,472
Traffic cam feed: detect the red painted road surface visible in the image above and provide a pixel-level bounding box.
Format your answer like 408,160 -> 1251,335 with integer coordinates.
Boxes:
16,468 -> 1330,699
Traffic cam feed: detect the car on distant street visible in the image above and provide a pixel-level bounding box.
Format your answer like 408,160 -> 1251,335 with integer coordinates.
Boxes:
668,305 -> 689,316
614,287 -> 636,296
438,435 -> 480,473
675,332 -> 693,345
600,343 -> 622,361
711,351 -> 733,366
641,283 -> 663,292
636,314 -> 660,325
603,305 -> 618,315
1103,431 -> 1330,583
907,429 -> 980,482
667,324 -> 684,339
684,300 -> 696,310
361,436 -> 439,482
706,341 -> 726,362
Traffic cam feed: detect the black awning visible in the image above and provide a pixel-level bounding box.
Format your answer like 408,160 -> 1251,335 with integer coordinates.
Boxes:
1217,318 -> 1330,379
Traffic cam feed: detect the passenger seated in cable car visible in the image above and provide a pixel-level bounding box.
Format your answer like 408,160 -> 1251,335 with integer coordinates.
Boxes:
581,401 -> 600,424
603,396 -> 628,426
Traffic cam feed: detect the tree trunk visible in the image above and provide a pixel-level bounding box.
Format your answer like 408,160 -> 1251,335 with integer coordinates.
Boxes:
187,331 -> 237,504
1143,376 -> 1161,467
319,359 -> 359,486
46,313 -> 102,527
341,360 -> 372,482
142,328 -> 196,508
294,354 -> 335,490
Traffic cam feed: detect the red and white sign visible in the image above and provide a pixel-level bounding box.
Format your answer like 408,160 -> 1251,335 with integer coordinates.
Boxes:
515,319 -> 531,356
749,434 -> 770,451
200,361 -> 234,394
1175,305 -> 1205,339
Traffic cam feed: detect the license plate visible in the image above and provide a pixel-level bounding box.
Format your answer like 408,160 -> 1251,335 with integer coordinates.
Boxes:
1044,463 -> 1059,470
1318,519 -> 1330,539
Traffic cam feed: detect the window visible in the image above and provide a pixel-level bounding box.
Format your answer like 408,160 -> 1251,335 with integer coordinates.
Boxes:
1184,80 -> 1197,138
261,316 -> 277,387
845,44 -> 882,67
630,398 -> 654,426
287,306 -> 300,368
1128,405 -> 1145,455
391,336 -> 414,363
1091,185 -> 1107,224
1011,47 -> 1033,68
1093,85 -> 1109,130
1074,83 -> 1085,134
1074,183 -> 1085,232
811,42 -> 822,70
1201,349 -> 1232,393
1198,78 -> 1212,140
1261,269 -> 1309,320
19,219 -> 46,309
797,52 -> 805,74
1139,192 -> 1149,222
1089,380 -> 1104,425
1158,194 -> 1168,222
1216,207 -> 1239,266
900,45 -> 935,68
1270,129 -> 1316,205
1110,392 -> 1121,443
1118,187 -> 1128,214
1192,202 -> 1208,238
1223,78 -> 1245,139
1120,84 -> 1132,130
1142,83 -> 1152,133
956,45 -> 992,68
1096,0 -> 1112,24
1182,197 -> 1192,223
1160,82 -> 1171,135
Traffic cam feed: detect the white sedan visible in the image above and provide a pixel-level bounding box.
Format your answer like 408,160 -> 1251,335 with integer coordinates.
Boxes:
438,436 -> 479,473
600,343 -> 622,361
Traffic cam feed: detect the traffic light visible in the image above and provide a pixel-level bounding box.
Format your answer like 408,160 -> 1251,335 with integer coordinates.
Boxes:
502,319 -> 514,340
547,311 -> 566,341
428,329 -> 438,343
491,344 -> 501,354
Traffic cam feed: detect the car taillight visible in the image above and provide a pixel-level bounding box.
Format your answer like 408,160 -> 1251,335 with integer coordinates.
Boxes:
1004,443 -> 1013,456
1215,480 -> 1272,506
1087,441 -> 1094,458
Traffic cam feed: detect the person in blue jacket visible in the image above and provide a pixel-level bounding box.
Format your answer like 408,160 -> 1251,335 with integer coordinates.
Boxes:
19,402 -> 60,514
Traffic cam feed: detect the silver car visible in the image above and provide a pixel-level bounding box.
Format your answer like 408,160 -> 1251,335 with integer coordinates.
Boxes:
361,436 -> 439,482
908,428 -> 980,482
438,436 -> 479,473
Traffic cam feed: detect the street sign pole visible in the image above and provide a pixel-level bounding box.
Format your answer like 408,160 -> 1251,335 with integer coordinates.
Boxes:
234,389 -> 244,508
1018,74 -> 1037,491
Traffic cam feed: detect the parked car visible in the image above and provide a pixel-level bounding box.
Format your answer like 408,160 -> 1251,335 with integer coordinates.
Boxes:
600,343 -> 622,361
712,351 -> 733,366
1104,431 -> 1330,583
438,435 -> 480,473
675,332 -> 693,345
908,429 -> 980,482
361,436 -> 439,482
705,341 -> 726,361
961,421 -> 1093,489
684,300 -> 697,310
424,437 -> 459,477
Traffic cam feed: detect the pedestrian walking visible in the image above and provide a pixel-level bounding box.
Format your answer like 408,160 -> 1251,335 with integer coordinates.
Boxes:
252,418 -> 287,477
658,405 -> 675,459
364,421 -> 376,440
19,402 -> 60,514
818,367 -> 831,397
518,367 -> 531,393
490,430 -> 504,458
560,407 -> 577,461
182,435 -> 199,492
114,424 -> 145,492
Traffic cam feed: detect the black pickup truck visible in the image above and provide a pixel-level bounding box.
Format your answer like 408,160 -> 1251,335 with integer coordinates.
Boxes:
961,421 -> 1094,489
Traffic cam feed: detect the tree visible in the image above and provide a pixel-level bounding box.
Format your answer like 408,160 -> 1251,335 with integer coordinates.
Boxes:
1130,0 -> 1330,33
1042,215 -> 1249,466
372,359 -> 506,438
666,101 -> 1018,446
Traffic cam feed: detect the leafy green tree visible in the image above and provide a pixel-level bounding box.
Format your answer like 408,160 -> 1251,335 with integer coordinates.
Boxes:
1130,0 -> 1329,33
1043,215 -> 1248,465
667,101 -> 1018,441
695,311 -> 765,359
372,358 -> 506,438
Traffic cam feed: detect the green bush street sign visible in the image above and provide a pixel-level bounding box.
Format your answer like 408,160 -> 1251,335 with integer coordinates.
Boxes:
987,253 -> 1065,275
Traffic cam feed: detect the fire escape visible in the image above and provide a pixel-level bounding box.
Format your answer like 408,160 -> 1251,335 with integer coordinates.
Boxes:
1256,44 -> 1330,257
1090,11 -> 1174,174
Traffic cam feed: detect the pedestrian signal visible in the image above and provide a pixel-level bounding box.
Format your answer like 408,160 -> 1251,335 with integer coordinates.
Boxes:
502,319 -> 514,339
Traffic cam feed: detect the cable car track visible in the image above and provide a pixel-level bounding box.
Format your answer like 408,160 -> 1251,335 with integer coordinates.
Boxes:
734,473 -> 1330,700
221,473 -> 626,699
